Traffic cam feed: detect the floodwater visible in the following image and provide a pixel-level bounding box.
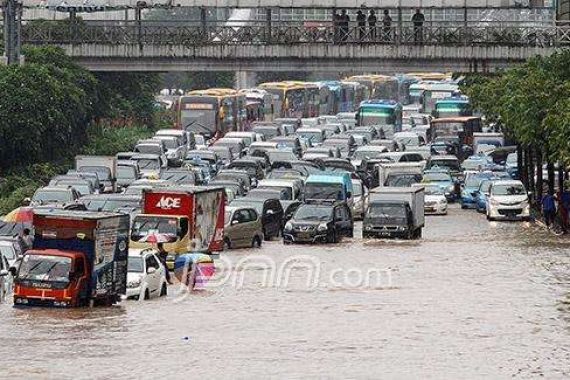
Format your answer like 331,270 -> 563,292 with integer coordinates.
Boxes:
1,205 -> 569,379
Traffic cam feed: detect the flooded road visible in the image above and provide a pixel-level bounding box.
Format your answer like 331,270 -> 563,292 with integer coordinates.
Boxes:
1,205 -> 569,379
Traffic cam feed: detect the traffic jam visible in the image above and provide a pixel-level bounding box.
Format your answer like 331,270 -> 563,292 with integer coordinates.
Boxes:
0,73 -> 527,308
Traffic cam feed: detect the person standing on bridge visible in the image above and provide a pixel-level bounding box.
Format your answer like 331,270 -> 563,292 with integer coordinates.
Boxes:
368,10 -> 377,41
382,9 -> 393,42
340,9 -> 350,42
332,9 -> 341,43
356,10 -> 366,42
412,8 -> 425,44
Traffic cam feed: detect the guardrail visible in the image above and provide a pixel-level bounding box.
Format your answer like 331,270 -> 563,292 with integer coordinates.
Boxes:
19,20 -> 570,47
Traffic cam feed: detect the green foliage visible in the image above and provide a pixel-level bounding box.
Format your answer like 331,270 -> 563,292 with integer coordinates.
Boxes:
161,71 -> 235,91
81,124 -> 157,156
461,50 -> 570,165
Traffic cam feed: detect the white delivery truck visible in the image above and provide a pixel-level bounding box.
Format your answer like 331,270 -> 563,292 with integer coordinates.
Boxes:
363,187 -> 425,239
75,156 -> 118,193
378,162 -> 424,188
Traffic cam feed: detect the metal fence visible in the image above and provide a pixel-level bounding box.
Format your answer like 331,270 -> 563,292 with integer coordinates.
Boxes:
19,20 -> 570,47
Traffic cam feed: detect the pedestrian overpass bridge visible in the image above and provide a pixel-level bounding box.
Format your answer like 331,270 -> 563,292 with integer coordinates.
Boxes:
21,21 -> 567,73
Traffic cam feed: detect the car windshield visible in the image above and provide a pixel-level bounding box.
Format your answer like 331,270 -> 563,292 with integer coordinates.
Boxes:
479,180 -> 493,193
298,131 -> 324,143
422,185 -> 444,195
506,154 -> 517,164
230,201 -> 263,214
136,145 -> 161,154
118,166 -> 137,179
258,186 -> 293,200
160,139 -> 178,150
352,182 -> 362,196
0,246 -> 16,260
136,159 -> 160,170
131,216 -> 179,239
423,172 -> 452,182
368,204 -> 406,218
78,166 -> 111,181
249,190 -> 286,200
465,176 -> 488,188
268,151 -> 297,162
462,159 -> 487,171
294,205 -> 332,221
430,160 -> 460,171
161,172 -> 195,184
492,183 -> 526,196
384,174 -> 422,187
354,150 -> 384,160
18,255 -> 71,283
396,136 -> 420,146
128,257 -> 144,273
305,183 -> 344,200
33,190 -> 72,203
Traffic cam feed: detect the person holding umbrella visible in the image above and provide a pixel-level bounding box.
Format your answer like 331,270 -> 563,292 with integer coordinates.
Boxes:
157,243 -> 173,284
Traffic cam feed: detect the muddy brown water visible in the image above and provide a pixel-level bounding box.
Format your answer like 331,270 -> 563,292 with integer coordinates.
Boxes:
1,205 -> 569,379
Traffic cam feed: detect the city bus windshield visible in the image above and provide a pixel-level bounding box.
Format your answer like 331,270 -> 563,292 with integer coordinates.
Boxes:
131,216 -> 181,240
359,108 -> 393,125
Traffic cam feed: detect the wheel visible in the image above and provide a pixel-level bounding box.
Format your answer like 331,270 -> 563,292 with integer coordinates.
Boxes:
416,228 -> 422,239
252,236 -> 262,248
461,204 -> 468,209
347,228 -> 354,238
142,289 -> 150,300
486,214 -> 493,221
406,230 -> 413,239
283,240 -> 292,245
160,282 -> 167,297
263,228 -> 270,241
224,238 -> 231,250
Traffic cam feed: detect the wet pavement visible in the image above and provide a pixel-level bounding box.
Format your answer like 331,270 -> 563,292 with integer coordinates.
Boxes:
1,205 -> 569,379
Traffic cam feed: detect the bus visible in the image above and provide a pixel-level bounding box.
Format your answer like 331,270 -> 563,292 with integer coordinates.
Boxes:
357,100 -> 403,137
406,72 -> 451,81
343,81 -> 370,111
239,88 -> 275,123
346,75 -> 399,102
433,95 -> 472,118
431,116 -> 482,147
176,91 -> 236,138
316,82 -> 334,116
395,75 -> 418,105
318,81 -> 354,114
421,82 -> 460,114
258,82 -> 307,118
207,88 -> 247,131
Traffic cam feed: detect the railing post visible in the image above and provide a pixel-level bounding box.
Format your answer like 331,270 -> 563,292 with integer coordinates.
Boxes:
464,5 -> 468,46
201,7 -> 207,39
266,7 -> 272,43
397,6 -> 402,45
135,3 -> 142,49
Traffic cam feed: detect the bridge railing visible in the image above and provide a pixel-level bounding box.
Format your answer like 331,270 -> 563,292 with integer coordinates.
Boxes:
20,20 -> 570,47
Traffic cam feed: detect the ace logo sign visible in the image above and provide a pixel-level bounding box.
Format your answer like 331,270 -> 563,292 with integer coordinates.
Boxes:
155,196 -> 182,210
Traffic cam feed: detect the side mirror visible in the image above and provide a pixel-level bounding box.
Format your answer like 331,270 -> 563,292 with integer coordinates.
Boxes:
0,269 -> 8,277
147,267 -> 157,275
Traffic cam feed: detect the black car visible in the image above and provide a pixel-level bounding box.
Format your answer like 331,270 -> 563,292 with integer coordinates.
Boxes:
320,158 -> 356,173
227,158 -> 265,181
229,198 -> 284,240
283,202 -> 353,244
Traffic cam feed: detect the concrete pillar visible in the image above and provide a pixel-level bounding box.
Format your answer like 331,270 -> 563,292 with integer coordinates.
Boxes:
558,0 -> 570,21
235,71 -> 257,89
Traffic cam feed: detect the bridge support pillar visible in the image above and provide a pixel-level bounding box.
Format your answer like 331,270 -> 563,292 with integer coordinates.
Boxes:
235,71 -> 257,89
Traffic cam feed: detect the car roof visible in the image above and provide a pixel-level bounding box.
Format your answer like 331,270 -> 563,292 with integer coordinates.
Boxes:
128,248 -> 158,257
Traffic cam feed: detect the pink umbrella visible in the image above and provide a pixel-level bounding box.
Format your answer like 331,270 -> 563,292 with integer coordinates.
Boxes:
138,233 -> 176,244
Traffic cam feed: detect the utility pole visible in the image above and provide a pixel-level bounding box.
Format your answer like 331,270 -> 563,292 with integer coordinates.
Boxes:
2,0 -> 23,65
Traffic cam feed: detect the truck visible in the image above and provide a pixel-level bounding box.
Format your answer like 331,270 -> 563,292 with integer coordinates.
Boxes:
363,187 -> 425,239
378,162 -> 424,188
130,186 -> 225,255
473,132 -> 504,154
75,155 -> 118,193
13,211 -> 130,307
304,173 -> 354,207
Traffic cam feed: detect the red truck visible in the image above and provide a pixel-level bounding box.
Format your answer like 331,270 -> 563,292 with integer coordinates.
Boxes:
130,186 -> 225,259
13,211 -> 129,307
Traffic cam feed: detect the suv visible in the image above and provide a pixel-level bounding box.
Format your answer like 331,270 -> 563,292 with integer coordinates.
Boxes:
230,198 -> 284,240
224,207 -> 264,249
126,248 -> 168,300
283,202 -> 353,244
486,180 -> 530,221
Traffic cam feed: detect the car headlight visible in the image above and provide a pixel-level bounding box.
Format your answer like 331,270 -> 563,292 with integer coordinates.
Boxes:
127,279 -> 141,288
317,223 -> 328,232
489,198 -> 499,206
365,225 -> 372,231
284,222 -> 293,231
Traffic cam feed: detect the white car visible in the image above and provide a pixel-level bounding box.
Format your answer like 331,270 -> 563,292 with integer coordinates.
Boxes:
0,250 -> 14,303
0,239 -> 23,269
351,179 -> 369,220
486,180 -> 530,221
126,248 -> 168,300
413,183 -> 447,215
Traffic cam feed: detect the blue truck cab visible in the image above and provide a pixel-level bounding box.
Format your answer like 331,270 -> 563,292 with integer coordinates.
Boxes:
304,173 -> 354,207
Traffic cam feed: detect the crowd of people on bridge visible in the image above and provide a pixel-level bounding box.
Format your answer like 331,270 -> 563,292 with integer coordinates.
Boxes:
332,8 -> 425,44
